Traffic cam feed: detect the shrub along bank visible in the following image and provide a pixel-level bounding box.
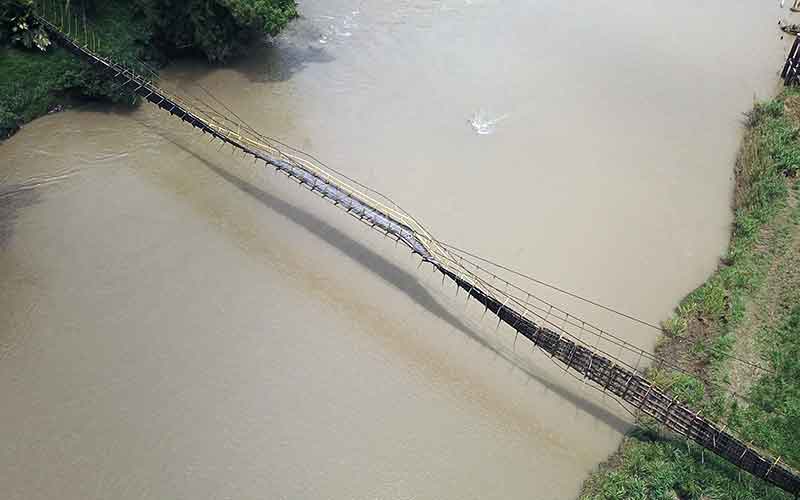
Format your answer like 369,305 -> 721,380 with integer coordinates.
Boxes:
0,0 -> 297,139
580,89 -> 800,499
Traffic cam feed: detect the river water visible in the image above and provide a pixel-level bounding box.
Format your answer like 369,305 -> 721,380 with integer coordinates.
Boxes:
0,1 -> 788,499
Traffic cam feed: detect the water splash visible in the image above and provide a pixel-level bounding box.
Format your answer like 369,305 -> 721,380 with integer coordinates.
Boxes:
468,110 -> 508,135
317,9 -> 360,44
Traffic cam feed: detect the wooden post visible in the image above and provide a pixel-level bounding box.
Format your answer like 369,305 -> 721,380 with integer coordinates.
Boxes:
782,37 -> 800,85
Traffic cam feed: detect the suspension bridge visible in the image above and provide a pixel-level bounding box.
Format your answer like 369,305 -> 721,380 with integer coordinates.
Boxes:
29,1 -> 800,496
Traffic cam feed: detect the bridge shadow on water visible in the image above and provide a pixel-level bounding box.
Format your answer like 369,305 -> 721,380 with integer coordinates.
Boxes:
0,183 -> 41,250
231,42 -> 335,83
169,141 -> 631,433
212,17 -> 338,84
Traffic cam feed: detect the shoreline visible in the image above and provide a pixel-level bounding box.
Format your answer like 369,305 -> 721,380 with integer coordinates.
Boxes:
0,0 -> 152,141
0,0 -> 296,142
580,89 -> 800,499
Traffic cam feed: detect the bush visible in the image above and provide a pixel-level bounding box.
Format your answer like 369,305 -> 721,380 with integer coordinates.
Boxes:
0,0 -> 298,139
136,0 -> 297,61
1,0 -> 50,50
0,46 -> 115,138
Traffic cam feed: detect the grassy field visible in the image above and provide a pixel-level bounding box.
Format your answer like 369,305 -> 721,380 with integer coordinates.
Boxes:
580,90 -> 800,500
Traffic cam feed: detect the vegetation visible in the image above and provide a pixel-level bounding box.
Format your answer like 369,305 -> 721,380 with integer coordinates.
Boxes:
137,0 -> 297,62
1,0 -> 49,50
2,47 -> 99,138
0,0 -> 297,139
1,1 -> 150,138
581,89 -> 800,499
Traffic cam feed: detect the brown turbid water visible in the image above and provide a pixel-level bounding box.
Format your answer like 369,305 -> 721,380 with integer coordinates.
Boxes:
0,1 -> 788,498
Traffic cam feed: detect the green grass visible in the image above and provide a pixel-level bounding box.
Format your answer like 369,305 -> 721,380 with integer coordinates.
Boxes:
583,431 -> 788,500
1,0 -> 298,139
581,90 -> 800,500
584,309 -> 800,500
0,1 -> 153,139
0,46 -> 82,137
659,91 -> 800,386
735,307 -> 800,468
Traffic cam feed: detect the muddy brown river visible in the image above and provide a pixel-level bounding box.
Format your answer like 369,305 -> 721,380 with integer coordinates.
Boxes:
0,1 -> 789,498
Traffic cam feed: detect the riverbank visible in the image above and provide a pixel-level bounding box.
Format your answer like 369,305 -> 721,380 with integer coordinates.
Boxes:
580,90 -> 800,499
0,0 -> 296,140
0,2 -> 155,139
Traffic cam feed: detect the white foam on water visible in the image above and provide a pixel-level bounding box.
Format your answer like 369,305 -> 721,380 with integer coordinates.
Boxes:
468,109 -> 508,135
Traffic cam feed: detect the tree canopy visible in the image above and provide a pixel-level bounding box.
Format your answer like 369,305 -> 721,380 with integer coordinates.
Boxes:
136,0 -> 297,61
1,0 -> 298,61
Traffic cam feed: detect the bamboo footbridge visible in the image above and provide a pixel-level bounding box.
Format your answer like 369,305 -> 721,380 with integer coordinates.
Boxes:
32,1 -> 800,495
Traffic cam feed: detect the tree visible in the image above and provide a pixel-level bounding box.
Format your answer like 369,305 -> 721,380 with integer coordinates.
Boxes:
136,0 -> 297,61
2,0 -> 297,61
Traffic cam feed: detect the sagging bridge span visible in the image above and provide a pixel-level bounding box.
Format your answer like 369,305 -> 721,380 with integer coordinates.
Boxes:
29,1 -> 800,496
